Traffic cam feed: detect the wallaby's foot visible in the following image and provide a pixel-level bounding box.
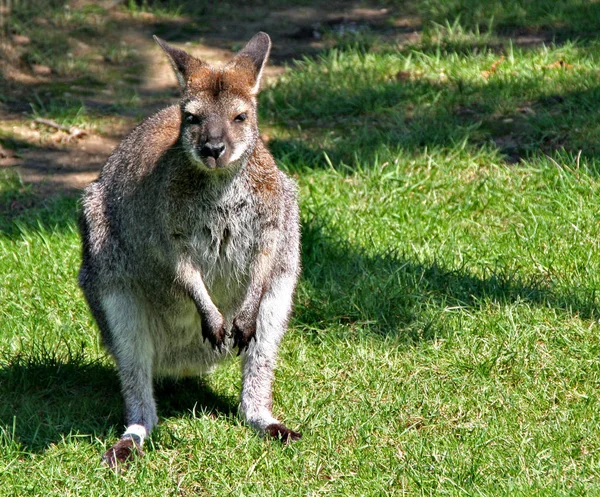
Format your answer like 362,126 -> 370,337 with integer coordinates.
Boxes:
265,423 -> 302,443
200,311 -> 227,351
232,316 -> 257,353
102,436 -> 144,470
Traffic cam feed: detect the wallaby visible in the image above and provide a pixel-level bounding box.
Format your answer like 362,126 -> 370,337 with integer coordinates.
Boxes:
78,32 -> 301,468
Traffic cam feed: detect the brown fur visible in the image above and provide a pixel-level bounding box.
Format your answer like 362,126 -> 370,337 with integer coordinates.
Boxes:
102,436 -> 143,469
265,423 -> 302,443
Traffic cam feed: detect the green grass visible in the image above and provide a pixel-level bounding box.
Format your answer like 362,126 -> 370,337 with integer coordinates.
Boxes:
415,0 -> 600,37
3,0 -> 600,495
264,39 -> 600,167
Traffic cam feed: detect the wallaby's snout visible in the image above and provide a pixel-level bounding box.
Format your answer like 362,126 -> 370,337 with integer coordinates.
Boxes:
201,141 -> 226,159
198,138 -> 227,169
200,119 -> 227,159
189,114 -> 232,169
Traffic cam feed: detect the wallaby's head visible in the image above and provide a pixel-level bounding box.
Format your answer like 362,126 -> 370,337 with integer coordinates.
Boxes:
154,33 -> 271,171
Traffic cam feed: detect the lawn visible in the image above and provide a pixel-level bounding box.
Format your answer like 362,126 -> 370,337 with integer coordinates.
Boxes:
1,0 -> 600,495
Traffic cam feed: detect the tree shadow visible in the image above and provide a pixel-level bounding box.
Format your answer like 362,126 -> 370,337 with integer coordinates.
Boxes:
131,0 -> 422,63
265,73 -> 600,172
296,220 -> 599,343
417,0 -> 600,43
0,165 -> 80,237
1,0 -> 419,111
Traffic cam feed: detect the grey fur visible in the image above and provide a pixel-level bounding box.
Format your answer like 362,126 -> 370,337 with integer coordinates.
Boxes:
78,32 -> 301,467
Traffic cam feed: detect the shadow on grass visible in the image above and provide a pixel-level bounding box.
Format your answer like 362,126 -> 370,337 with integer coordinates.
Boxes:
296,220 -> 599,342
1,0 -> 418,113
0,173 -> 80,236
265,71 -> 600,171
0,352 -> 120,452
155,377 -> 237,418
0,351 -> 236,453
416,0 -> 600,42
125,0 -> 421,63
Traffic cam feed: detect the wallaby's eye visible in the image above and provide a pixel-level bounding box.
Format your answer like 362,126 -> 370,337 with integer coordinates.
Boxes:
185,113 -> 200,125
234,113 -> 247,123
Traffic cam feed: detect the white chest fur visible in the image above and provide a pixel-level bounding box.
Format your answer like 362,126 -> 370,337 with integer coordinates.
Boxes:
187,208 -> 256,315
167,177 -> 259,314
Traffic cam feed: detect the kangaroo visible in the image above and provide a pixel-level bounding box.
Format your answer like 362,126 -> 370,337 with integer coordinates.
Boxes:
78,32 -> 301,468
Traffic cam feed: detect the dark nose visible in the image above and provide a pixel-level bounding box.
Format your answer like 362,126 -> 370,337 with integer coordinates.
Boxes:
200,142 -> 226,159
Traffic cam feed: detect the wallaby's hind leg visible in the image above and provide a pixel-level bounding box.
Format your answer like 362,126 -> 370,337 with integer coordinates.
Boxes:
240,275 -> 301,442
100,292 -> 158,468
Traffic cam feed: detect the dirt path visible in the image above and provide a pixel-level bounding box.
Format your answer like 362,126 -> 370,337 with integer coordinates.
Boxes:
0,1 -> 420,200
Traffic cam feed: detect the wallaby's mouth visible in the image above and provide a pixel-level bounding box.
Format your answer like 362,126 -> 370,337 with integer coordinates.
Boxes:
203,156 -> 219,169
189,148 -> 229,170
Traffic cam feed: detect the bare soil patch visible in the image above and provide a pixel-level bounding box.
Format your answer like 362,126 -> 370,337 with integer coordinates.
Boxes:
0,1 -> 421,201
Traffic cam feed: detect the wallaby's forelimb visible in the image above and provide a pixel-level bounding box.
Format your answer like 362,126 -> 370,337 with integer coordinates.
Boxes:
176,258 -> 226,350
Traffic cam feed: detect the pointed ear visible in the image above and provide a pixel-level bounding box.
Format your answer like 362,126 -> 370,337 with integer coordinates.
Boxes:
227,32 -> 271,95
154,35 -> 209,90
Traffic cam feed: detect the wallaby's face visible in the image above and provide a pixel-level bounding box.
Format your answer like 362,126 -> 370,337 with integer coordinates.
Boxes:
178,89 -> 257,170
154,34 -> 270,171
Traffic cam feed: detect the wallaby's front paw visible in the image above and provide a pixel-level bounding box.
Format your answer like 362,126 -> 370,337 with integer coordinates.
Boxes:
200,311 -> 226,351
265,423 -> 302,443
232,316 -> 257,353
102,436 -> 144,470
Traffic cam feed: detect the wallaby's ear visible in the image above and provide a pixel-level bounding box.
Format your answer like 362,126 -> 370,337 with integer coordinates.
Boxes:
154,35 -> 209,90
227,32 -> 271,95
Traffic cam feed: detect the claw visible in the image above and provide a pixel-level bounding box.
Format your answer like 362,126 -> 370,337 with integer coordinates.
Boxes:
102,436 -> 144,470
232,318 -> 256,355
239,342 -> 251,355
265,423 -> 302,443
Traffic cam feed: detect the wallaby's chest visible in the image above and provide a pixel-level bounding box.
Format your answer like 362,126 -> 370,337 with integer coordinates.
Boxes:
169,195 -> 258,311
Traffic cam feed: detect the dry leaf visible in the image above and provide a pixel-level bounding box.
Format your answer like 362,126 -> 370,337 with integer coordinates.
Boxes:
545,60 -> 573,69
31,64 -> 52,76
395,71 -> 412,81
12,34 -> 31,45
481,56 -> 505,79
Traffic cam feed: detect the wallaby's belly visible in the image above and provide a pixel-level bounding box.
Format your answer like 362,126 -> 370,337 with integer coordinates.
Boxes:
150,229 -> 253,377
151,298 -> 230,377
